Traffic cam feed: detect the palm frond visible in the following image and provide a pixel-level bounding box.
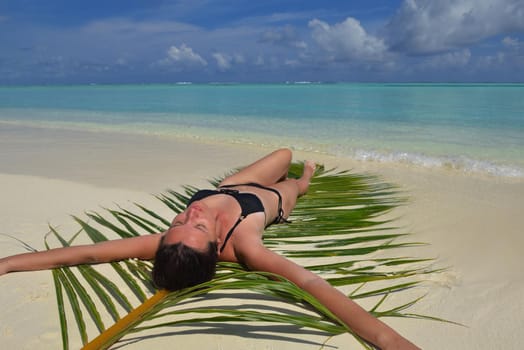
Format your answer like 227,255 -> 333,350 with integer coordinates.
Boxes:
43,163 -> 442,349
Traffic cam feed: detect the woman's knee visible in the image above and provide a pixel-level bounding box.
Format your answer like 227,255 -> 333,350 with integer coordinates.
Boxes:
271,148 -> 292,168
276,148 -> 292,160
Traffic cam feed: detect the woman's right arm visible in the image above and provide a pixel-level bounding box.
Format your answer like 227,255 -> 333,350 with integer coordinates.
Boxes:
0,234 -> 162,276
237,240 -> 420,350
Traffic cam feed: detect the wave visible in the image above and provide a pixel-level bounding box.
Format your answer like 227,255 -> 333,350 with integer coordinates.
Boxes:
345,148 -> 524,178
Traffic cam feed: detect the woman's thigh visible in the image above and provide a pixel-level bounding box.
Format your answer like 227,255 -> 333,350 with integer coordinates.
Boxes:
267,179 -> 300,220
220,148 -> 292,187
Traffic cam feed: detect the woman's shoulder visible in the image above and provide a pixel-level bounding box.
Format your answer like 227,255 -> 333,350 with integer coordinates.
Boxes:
227,225 -> 265,261
216,207 -> 265,263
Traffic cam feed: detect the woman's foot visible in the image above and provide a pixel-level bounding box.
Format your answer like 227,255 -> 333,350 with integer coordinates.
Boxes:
297,160 -> 316,195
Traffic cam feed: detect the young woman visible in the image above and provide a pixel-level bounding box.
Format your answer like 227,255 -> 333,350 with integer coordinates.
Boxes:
0,148 -> 419,349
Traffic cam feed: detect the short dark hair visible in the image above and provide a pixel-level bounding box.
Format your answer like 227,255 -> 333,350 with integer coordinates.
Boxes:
152,238 -> 218,291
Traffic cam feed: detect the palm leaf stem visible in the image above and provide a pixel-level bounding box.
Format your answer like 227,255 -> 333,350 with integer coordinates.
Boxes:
82,290 -> 169,350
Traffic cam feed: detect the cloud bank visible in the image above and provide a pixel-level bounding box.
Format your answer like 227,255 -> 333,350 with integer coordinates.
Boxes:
1,0 -> 523,83
385,0 -> 524,54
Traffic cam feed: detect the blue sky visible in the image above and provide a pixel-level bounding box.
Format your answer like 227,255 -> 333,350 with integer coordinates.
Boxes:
1,0 -> 523,84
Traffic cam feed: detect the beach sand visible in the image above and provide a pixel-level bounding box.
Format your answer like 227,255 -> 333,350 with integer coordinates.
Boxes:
1,125 -> 523,349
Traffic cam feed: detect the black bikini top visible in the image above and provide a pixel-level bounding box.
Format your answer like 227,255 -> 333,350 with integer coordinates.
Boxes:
187,188 -> 265,217
186,183 -> 289,253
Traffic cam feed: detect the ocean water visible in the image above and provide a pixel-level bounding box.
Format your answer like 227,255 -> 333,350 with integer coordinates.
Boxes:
0,83 -> 522,178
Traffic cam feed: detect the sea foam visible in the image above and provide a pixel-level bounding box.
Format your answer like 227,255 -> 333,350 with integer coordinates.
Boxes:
347,148 -> 523,178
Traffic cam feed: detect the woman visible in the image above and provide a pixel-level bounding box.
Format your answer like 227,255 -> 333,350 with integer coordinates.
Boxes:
0,149 -> 419,349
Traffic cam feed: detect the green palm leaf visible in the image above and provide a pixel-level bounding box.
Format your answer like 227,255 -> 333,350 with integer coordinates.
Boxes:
44,163 -> 442,349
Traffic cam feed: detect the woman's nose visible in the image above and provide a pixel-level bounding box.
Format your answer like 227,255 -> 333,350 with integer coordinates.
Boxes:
187,207 -> 200,220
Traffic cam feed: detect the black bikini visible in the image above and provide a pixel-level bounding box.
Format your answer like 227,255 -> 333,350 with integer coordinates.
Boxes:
186,183 -> 289,252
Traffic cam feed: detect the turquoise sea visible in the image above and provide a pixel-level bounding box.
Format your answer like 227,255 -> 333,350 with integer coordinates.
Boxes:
0,83 -> 522,178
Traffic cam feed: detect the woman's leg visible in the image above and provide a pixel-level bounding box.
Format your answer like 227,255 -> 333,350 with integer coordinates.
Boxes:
269,160 -> 316,220
220,148 -> 292,187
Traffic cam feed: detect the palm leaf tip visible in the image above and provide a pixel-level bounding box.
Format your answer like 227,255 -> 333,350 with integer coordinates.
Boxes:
44,162 -> 444,349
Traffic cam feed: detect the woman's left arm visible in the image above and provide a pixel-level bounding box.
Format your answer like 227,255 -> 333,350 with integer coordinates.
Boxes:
238,242 -> 420,350
0,234 -> 161,276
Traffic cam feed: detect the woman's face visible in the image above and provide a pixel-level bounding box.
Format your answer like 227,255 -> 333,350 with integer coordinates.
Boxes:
162,201 -> 218,252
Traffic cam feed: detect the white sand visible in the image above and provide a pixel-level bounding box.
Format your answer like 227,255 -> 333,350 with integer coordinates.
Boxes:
0,126 -> 523,349
349,161 -> 524,349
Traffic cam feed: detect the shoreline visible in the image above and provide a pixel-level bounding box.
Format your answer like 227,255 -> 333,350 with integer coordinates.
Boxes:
1,122 -> 522,187
0,126 -> 523,349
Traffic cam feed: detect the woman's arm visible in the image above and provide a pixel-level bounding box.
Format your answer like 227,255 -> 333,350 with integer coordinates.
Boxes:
238,242 -> 420,350
0,234 -> 162,276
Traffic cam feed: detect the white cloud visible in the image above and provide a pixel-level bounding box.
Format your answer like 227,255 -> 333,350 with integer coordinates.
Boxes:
166,44 -> 207,66
423,49 -> 472,69
213,53 -> 231,71
84,18 -> 200,35
254,56 -> 265,66
308,17 -> 388,62
284,59 -> 299,67
502,36 -> 520,49
233,54 -> 245,64
385,0 -> 524,54
212,52 -> 245,71
116,58 -> 127,66
259,25 -> 307,49
473,37 -> 524,72
476,52 -> 507,69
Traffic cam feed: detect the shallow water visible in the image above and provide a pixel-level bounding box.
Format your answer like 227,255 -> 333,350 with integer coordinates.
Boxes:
0,83 -> 522,177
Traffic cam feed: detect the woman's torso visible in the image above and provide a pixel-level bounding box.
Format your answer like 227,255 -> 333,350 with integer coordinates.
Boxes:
194,184 -> 283,262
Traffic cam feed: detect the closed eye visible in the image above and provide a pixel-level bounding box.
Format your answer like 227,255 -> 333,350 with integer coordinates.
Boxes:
195,224 -> 208,232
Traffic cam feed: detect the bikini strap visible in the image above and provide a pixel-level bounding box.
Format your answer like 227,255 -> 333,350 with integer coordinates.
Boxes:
220,215 -> 244,253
